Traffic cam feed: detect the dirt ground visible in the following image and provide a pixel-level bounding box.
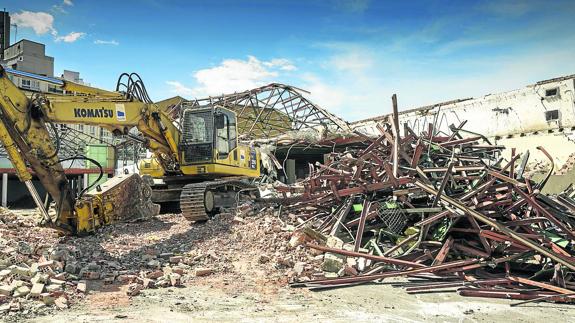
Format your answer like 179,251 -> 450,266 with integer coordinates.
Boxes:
28,278 -> 574,322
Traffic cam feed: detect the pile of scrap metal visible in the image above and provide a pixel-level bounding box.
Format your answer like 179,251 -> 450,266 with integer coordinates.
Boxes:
277,98 -> 575,305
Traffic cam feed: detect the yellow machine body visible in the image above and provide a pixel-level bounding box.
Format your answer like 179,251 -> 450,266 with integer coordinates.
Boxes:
139,158 -> 166,178
0,66 -> 261,235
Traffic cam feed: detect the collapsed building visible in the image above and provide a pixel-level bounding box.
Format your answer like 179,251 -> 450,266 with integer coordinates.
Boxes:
172,74 -> 575,304
180,74 -> 575,191
353,74 -> 575,193
159,83 -> 355,184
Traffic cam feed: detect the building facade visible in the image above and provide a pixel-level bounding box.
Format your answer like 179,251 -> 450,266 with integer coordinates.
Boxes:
5,68 -> 63,94
62,69 -> 87,85
2,39 -> 54,77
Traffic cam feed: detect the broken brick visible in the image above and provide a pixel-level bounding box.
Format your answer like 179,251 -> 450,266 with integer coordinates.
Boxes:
194,268 -> 214,277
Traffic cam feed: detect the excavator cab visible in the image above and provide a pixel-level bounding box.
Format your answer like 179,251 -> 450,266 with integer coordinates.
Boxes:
176,106 -> 260,177
179,107 -> 236,165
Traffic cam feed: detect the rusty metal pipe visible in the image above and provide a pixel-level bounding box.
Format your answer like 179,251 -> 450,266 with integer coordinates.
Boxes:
300,259 -> 478,286
306,243 -> 427,268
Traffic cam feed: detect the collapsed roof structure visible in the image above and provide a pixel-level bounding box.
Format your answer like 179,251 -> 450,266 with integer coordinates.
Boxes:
166,83 -> 351,141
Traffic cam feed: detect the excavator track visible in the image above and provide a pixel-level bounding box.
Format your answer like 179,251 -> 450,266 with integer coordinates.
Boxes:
179,180 -> 259,222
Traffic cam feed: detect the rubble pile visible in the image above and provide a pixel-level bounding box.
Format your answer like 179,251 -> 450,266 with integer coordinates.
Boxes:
222,210 -> 324,285
0,206 -> 316,317
275,119 -> 575,304
56,214 -> 235,297
0,209 -> 234,316
60,210 -> 318,296
0,208 -> 73,315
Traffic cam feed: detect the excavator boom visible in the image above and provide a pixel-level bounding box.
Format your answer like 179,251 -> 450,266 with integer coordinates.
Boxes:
0,64 -> 262,234
0,66 -> 160,234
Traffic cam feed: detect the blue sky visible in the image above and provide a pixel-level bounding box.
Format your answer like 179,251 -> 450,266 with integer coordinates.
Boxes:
4,0 -> 575,121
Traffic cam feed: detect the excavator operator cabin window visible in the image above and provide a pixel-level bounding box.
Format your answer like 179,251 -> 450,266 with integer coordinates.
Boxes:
183,112 -> 212,143
228,114 -> 237,152
215,114 -> 230,158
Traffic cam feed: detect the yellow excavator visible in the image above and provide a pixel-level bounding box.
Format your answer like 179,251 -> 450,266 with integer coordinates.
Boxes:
0,66 -> 261,235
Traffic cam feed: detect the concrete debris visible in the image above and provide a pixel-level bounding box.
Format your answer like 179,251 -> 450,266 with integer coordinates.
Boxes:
53,296 -> 68,309
30,283 -> 44,297
0,201 -> 323,319
321,253 -> 345,273
0,285 -> 14,296
75,281 -> 86,294
126,283 -> 143,297
12,286 -> 30,298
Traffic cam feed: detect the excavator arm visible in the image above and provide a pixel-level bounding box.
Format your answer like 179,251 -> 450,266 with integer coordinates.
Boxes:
0,66 -> 183,234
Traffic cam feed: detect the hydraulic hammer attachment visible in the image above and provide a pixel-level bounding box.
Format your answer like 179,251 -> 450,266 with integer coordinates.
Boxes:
73,173 -> 160,234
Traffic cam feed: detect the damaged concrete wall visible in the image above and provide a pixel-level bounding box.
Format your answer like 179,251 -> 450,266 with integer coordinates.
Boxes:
353,75 -> 575,172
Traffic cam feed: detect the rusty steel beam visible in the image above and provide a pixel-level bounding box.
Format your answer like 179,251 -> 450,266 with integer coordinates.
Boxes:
433,161 -> 454,207
406,278 -> 510,293
453,243 -> 490,259
439,136 -> 482,147
508,276 -> 574,295
300,259 -> 479,286
353,200 -> 371,252
383,233 -> 419,257
390,94 -> 400,178
422,166 -> 485,173
487,170 -> 527,188
306,243 -> 427,269
513,187 -> 575,241
511,292 -> 575,307
432,236 -> 454,265
415,210 -> 451,227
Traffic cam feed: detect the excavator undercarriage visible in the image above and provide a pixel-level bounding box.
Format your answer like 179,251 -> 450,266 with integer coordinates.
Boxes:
179,179 -> 260,221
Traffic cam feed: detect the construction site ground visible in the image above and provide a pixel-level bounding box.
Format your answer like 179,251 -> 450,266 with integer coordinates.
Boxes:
2,209 -> 571,323
31,277 -> 572,323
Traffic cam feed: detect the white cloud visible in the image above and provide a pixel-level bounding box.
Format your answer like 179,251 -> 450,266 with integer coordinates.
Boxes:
329,51 -> 374,73
193,56 -> 278,95
55,31 -> 85,43
11,11 -> 56,35
263,58 -> 297,71
12,10 -> 86,44
165,81 -> 194,97
94,39 -> 119,45
167,56 -> 296,98
63,0 -> 73,6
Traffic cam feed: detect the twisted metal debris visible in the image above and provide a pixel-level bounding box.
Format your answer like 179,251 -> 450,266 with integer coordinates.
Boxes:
275,96 -> 575,305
